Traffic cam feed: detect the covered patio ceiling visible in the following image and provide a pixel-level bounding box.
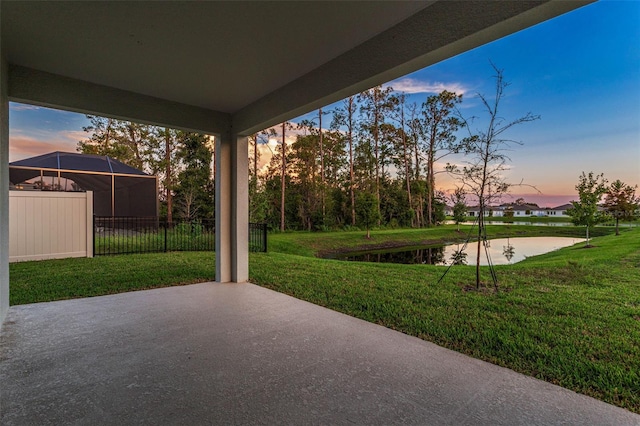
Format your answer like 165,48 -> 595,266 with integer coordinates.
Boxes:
2,1 -> 591,135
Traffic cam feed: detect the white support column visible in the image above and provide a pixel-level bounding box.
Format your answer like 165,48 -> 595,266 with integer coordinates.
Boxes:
215,132 -> 231,283
0,47 -> 9,326
231,136 -> 249,283
215,132 -> 249,283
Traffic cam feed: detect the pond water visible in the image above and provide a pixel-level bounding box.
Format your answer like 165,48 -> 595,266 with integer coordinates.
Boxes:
330,237 -> 584,266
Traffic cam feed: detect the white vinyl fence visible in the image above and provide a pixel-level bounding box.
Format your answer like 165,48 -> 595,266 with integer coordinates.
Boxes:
9,191 -> 94,262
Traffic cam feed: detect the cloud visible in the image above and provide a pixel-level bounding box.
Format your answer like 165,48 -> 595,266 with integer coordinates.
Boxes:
252,122 -> 303,173
386,78 -> 468,95
10,137 -> 67,160
9,104 -> 42,112
10,102 -> 78,113
9,130 -> 86,162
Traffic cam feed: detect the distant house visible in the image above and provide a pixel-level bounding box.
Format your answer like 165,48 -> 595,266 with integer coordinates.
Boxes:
466,206 -> 480,217
531,207 -> 548,217
467,203 -> 552,218
497,203 -> 539,217
467,206 -> 505,217
510,204 -> 538,217
547,203 -> 573,217
491,207 -> 505,217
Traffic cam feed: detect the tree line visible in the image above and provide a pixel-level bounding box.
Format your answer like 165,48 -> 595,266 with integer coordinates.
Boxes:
78,85 -> 470,229
78,118 -> 215,222
78,66 -> 547,235
251,87 -> 471,232
252,65 -> 545,240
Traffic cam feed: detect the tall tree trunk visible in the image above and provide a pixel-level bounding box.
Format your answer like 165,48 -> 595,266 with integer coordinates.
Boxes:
165,131 -> 172,223
348,98 -> 356,226
319,108 -> 325,224
374,116 -> 381,226
427,152 -> 434,227
250,134 -> 258,223
281,123 -> 286,232
413,132 -> 421,227
426,126 -> 437,227
253,135 -> 258,183
126,125 -> 144,170
400,105 -> 413,227
105,119 -> 113,150
414,138 -> 420,181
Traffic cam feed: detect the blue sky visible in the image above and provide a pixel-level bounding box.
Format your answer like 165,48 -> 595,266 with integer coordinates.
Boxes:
9,1 -> 640,207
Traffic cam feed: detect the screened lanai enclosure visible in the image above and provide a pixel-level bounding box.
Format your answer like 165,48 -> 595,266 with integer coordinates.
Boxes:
9,151 -> 158,217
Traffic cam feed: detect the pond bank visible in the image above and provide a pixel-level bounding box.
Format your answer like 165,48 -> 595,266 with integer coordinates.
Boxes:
328,236 -> 585,266
268,224 -> 613,258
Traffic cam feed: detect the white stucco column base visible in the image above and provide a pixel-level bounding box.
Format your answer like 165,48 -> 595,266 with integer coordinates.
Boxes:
215,133 -> 248,283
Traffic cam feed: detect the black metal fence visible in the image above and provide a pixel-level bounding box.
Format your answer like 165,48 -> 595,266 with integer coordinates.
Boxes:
249,222 -> 268,253
94,216 -> 267,256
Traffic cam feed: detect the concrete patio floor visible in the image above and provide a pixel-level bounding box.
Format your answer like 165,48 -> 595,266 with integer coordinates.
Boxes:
1,283 -> 638,425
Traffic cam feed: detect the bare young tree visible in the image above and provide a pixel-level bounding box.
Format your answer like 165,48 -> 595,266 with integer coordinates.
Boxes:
177,187 -> 199,220
454,65 -> 539,289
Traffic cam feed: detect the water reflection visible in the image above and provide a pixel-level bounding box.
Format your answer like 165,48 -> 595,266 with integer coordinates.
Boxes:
502,238 -> 515,263
345,246 -> 446,265
450,246 -> 468,265
333,237 -> 583,266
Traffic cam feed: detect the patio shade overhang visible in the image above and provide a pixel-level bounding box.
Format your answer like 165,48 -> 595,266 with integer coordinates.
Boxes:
0,1 -> 594,327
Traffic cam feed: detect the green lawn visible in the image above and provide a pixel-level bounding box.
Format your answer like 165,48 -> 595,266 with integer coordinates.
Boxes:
9,252 -> 216,305
7,225 -> 640,413
256,226 -> 640,413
